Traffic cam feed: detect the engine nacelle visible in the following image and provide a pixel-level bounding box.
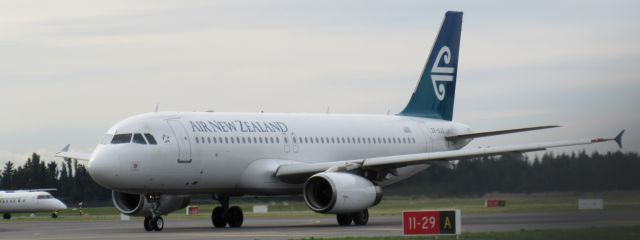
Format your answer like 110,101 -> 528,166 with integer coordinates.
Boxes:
112,191 -> 190,216
303,172 -> 382,214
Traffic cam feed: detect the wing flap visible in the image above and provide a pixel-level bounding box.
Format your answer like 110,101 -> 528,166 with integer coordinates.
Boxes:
445,125 -> 559,141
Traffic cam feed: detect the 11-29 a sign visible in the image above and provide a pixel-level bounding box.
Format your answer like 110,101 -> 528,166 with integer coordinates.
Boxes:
402,210 -> 461,235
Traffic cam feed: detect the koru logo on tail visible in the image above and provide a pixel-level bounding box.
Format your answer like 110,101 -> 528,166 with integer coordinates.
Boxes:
431,46 -> 455,101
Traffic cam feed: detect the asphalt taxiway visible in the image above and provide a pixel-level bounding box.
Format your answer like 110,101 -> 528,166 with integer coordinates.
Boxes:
1,210 -> 639,240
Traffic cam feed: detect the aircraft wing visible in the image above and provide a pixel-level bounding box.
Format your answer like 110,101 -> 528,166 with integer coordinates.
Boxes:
276,130 -> 624,182
55,144 -> 91,161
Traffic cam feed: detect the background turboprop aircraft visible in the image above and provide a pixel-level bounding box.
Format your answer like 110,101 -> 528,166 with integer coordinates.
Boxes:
0,189 -> 67,220
56,11 -> 623,232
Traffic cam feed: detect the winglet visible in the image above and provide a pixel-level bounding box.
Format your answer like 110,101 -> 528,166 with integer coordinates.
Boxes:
59,144 -> 70,153
614,129 -> 625,149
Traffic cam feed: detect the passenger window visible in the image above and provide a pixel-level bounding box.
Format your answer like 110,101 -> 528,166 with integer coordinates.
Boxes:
111,134 -> 132,144
144,134 -> 157,145
195,137 -> 200,144
133,133 -> 147,144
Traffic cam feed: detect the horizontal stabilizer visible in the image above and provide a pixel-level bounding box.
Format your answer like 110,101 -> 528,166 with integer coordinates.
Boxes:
445,125 -> 559,141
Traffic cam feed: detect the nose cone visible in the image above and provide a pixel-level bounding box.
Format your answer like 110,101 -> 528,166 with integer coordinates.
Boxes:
55,199 -> 67,210
88,149 -> 120,189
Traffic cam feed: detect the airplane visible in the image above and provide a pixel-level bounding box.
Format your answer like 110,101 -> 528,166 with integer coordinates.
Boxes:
0,189 -> 67,220
56,11 -> 623,232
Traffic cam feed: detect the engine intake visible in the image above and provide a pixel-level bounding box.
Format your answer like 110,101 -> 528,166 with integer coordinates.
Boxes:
112,191 -> 190,216
303,172 -> 382,214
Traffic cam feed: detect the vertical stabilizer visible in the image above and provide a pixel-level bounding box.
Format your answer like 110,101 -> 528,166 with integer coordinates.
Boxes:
399,11 -> 463,121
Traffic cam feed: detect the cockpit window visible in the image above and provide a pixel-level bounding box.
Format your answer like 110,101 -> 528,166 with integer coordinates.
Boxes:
37,194 -> 52,199
101,134 -> 113,144
144,133 -> 157,145
132,133 -> 147,144
111,134 -> 132,144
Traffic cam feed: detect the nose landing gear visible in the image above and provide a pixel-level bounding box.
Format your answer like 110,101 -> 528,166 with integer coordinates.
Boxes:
143,195 -> 164,232
211,195 -> 244,228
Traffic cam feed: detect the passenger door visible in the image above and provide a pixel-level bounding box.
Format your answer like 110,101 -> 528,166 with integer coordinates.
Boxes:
167,119 -> 192,163
291,132 -> 299,153
282,132 -> 290,153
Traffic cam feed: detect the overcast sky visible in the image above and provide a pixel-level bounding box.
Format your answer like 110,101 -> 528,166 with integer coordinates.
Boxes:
1,0 -> 638,167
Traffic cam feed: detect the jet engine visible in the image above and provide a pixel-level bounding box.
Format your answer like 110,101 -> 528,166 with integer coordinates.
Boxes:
303,172 -> 382,214
112,191 -> 190,216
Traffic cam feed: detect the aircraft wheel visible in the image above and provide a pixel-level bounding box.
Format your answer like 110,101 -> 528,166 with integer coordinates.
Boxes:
152,216 -> 164,231
143,216 -> 153,231
226,206 -> 243,228
51,212 -> 58,218
2,213 -> 10,220
336,213 -> 353,226
351,209 -> 369,226
212,207 -> 227,228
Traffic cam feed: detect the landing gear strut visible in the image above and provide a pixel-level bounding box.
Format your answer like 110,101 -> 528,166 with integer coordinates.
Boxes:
211,195 -> 244,228
336,209 -> 369,226
143,195 -> 164,232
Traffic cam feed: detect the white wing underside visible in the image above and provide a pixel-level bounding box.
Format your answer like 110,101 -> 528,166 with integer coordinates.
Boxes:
276,135 -> 621,180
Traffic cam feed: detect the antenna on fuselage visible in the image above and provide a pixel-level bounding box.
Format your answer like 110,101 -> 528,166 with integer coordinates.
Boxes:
155,103 -> 159,112
326,106 -> 331,114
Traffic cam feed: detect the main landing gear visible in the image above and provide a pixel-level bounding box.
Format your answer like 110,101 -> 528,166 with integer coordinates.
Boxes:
143,195 -> 164,232
211,195 -> 244,228
2,213 -> 10,220
336,209 -> 369,226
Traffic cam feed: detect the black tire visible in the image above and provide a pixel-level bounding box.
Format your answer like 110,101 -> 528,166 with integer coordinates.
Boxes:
143,216 -> 153,231
336,213 -> 352,226
226,206 -> 244,228
212,207 -> 227,228
152,216 -> 164,231
51,213 -> 58,218
2,213 -> 10,220
351,209 -> 369,226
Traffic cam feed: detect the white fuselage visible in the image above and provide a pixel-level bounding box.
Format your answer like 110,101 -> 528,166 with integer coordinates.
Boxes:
88,112 -> 473,195
0,191 -> 67,213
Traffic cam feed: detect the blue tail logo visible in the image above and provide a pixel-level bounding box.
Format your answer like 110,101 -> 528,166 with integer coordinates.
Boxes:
399,11 -> 462,121
431,46 -> 455,100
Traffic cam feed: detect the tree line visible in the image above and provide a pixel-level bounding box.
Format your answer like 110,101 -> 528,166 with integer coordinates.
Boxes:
0,153 -> 111,206
386,151 -> 640,197
1,151 -> 639,205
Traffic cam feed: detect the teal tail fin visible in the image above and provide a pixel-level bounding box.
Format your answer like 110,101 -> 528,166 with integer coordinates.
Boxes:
399,11 -> 463,121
